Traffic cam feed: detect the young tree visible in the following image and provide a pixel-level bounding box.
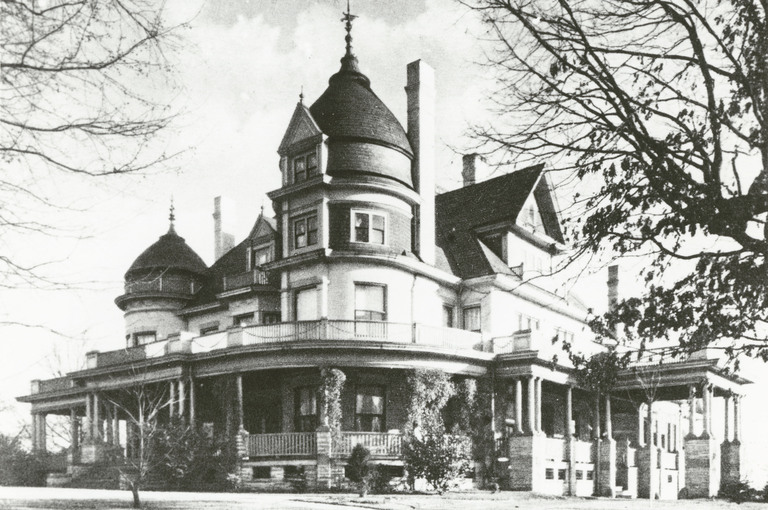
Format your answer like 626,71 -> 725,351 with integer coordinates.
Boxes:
462,0 -> 768,360
1,0 -> 181,292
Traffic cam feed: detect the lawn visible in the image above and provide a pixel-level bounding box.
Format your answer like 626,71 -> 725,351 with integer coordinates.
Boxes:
0,487 -> 764,510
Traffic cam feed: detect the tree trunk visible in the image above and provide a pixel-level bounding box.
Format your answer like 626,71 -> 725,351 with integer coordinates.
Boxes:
130,481 -> 140,508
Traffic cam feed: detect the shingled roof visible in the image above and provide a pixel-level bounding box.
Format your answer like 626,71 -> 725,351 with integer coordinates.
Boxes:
435,164 -> 548,279
125,227 -> 207,279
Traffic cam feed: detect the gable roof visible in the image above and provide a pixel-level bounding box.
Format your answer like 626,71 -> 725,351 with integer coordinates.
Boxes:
278,103 -> 323,155
435,164 -> 549,279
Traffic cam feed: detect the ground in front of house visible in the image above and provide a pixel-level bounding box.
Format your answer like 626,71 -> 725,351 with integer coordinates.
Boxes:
0,488 -> 764,510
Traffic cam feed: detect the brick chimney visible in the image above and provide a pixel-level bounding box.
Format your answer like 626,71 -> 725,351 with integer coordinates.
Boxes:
213,196 -> 236,261
607,264 -> 619,312
462,153 -> 489,187
406,60 -> 436,265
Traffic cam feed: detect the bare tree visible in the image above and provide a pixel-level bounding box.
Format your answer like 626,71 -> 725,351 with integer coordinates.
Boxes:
461,0 -> 768,360
1,0 -> 182,292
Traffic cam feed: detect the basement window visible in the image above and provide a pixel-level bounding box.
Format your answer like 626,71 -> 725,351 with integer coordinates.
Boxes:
586,470 -> 594,481
558,469 -> 566,481
576,470 -> 583,480
545,468 -> 554,480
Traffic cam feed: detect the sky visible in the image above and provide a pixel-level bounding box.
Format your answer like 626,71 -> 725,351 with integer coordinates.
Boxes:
3,0 -> 768,484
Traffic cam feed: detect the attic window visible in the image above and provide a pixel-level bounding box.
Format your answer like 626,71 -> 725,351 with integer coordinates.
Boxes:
251,245 -> 273,268
292,151 -> 318,183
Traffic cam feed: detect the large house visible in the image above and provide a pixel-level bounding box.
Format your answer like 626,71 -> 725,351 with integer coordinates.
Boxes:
18,9 -> 748,499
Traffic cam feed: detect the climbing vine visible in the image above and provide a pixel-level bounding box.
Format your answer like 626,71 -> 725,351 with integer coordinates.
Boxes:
319,367 -> 346,451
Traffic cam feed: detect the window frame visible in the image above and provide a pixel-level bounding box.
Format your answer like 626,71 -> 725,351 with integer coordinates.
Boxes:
442,304 -> 455,328
294,286 -> 319,322
133,331 -> 157,346
350,209 -> 387,245
233,313 -> 254,328
355,384 -> 386,432
292,212 -> 318,250
354,283 -> 387,321
200,324 -> 219,335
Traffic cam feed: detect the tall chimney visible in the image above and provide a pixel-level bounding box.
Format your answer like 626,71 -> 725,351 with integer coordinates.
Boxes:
462,153 -> 489,187
406,60 -> 436,265
213,196 -> 236,260
607,264 -> 619,312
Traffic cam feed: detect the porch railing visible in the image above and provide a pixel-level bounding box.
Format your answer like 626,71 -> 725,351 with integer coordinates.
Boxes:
76,320 -> 484,371
336,432 -> 403,457
245,432 -> 316,457
222,269 -> 270,291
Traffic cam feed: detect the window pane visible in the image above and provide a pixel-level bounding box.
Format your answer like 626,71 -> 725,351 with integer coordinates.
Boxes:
294,157 -> 306,182
299,388 -> 316,416
296,287 -> 318,321
371,214 -> 385,244
354,212 -> 369,242
307,152 -> 317,173
355,284 -> 384,311
294,218 -> 306,248
307,215 -> 318,246
463,306 -> 481,332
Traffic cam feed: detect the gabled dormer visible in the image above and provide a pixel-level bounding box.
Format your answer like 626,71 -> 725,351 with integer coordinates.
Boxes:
277,101 -> 325,188
247,211 -> 279,270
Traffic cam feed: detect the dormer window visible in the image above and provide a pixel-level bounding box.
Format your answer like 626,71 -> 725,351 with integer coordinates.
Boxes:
292,151 -> 318,184
352,210 -> 386,245
251,245 -> 273,267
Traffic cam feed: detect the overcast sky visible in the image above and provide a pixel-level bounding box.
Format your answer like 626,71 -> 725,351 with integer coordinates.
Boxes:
3,0 -> 768,484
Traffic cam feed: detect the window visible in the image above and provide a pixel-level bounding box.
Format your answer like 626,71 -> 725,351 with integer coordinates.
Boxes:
545,468 -> 554,480
442,304 -> 454,328
463,306 -> 481,332
558,469 -> 566,481
355,385 -> 385,432
292,151 -> 318,183
355,284 -> 386,321
352,211 -> 386,245
293,213 -> 318,249
233,313 -> 254,328
133,331 -> 156,346
261,311 -> 281,324
294,387 -> 317,432
576,470 -> 584,480
586,470 -> 594,481
251,246 -> 272,267
295,287 -> 318,321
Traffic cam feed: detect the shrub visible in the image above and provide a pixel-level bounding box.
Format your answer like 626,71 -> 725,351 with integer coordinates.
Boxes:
347,444 -> 372,496
0,434 -> 47,487
402,433 -> 471,494
720,479 -> 757,503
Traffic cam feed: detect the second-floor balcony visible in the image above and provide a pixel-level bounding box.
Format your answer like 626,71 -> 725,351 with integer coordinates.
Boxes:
85,320 -> 485,370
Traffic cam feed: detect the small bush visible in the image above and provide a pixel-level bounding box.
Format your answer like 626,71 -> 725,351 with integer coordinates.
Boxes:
402,433 -> 471,494
0,434 -> 47,487
720,479 -> 757,503
347,444 -> 372,495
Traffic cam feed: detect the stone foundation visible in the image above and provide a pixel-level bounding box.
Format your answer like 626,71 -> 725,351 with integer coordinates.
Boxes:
685,436 -> 720,498
720,441 -> 741,489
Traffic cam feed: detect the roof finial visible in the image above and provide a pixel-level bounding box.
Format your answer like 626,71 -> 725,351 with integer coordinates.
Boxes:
341,0 -> 357,59
168,196 -> 176,233
299,85 -> 304,104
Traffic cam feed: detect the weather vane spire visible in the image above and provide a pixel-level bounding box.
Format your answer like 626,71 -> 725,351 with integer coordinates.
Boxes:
169,196 -> 176,232
341,0 -> 357,58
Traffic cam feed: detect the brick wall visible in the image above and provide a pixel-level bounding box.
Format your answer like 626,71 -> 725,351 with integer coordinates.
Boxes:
328,203 -> 412,255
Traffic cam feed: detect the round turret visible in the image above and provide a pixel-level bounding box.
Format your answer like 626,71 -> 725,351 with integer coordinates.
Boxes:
309,20 -> 413,189
116,214 -> 207,346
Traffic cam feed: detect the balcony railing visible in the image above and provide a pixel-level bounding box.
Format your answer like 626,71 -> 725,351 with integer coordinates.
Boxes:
79,320 -> 483,371
336,432 -> 403,458
222,270 -> 270,291
124,276 -> 196,295
245,432 -> 316,457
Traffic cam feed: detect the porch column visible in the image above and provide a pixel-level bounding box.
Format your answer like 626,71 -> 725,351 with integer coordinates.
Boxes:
31,414 -> 39,452
514,378 -> 523,434
702,384 -> 711,438
70,408 -> 79,452
93,393 -> 100,441
605,395 -> 613,439
687,384 -> 696,438
169,379 -> 176,420
39,413 -> 47,454
236,374 -> 244,430
566,385 -> 576,495
113,404 -> 120,448
602,394 -> 617,497
733,395 -> 742,443
189,378 -> 196,426
646,401 -> 658,499
593,395 -> 601,440
723,393 -> 731,442
637,403 -> 645,447
85,393 -> 92,442
178,378 -> 186,421
535,378 -> 543,434
527,376 -> 535,434
106,404 -> 114,445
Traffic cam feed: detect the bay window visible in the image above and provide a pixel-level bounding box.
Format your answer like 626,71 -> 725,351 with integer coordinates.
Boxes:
352,210 -> 386,245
